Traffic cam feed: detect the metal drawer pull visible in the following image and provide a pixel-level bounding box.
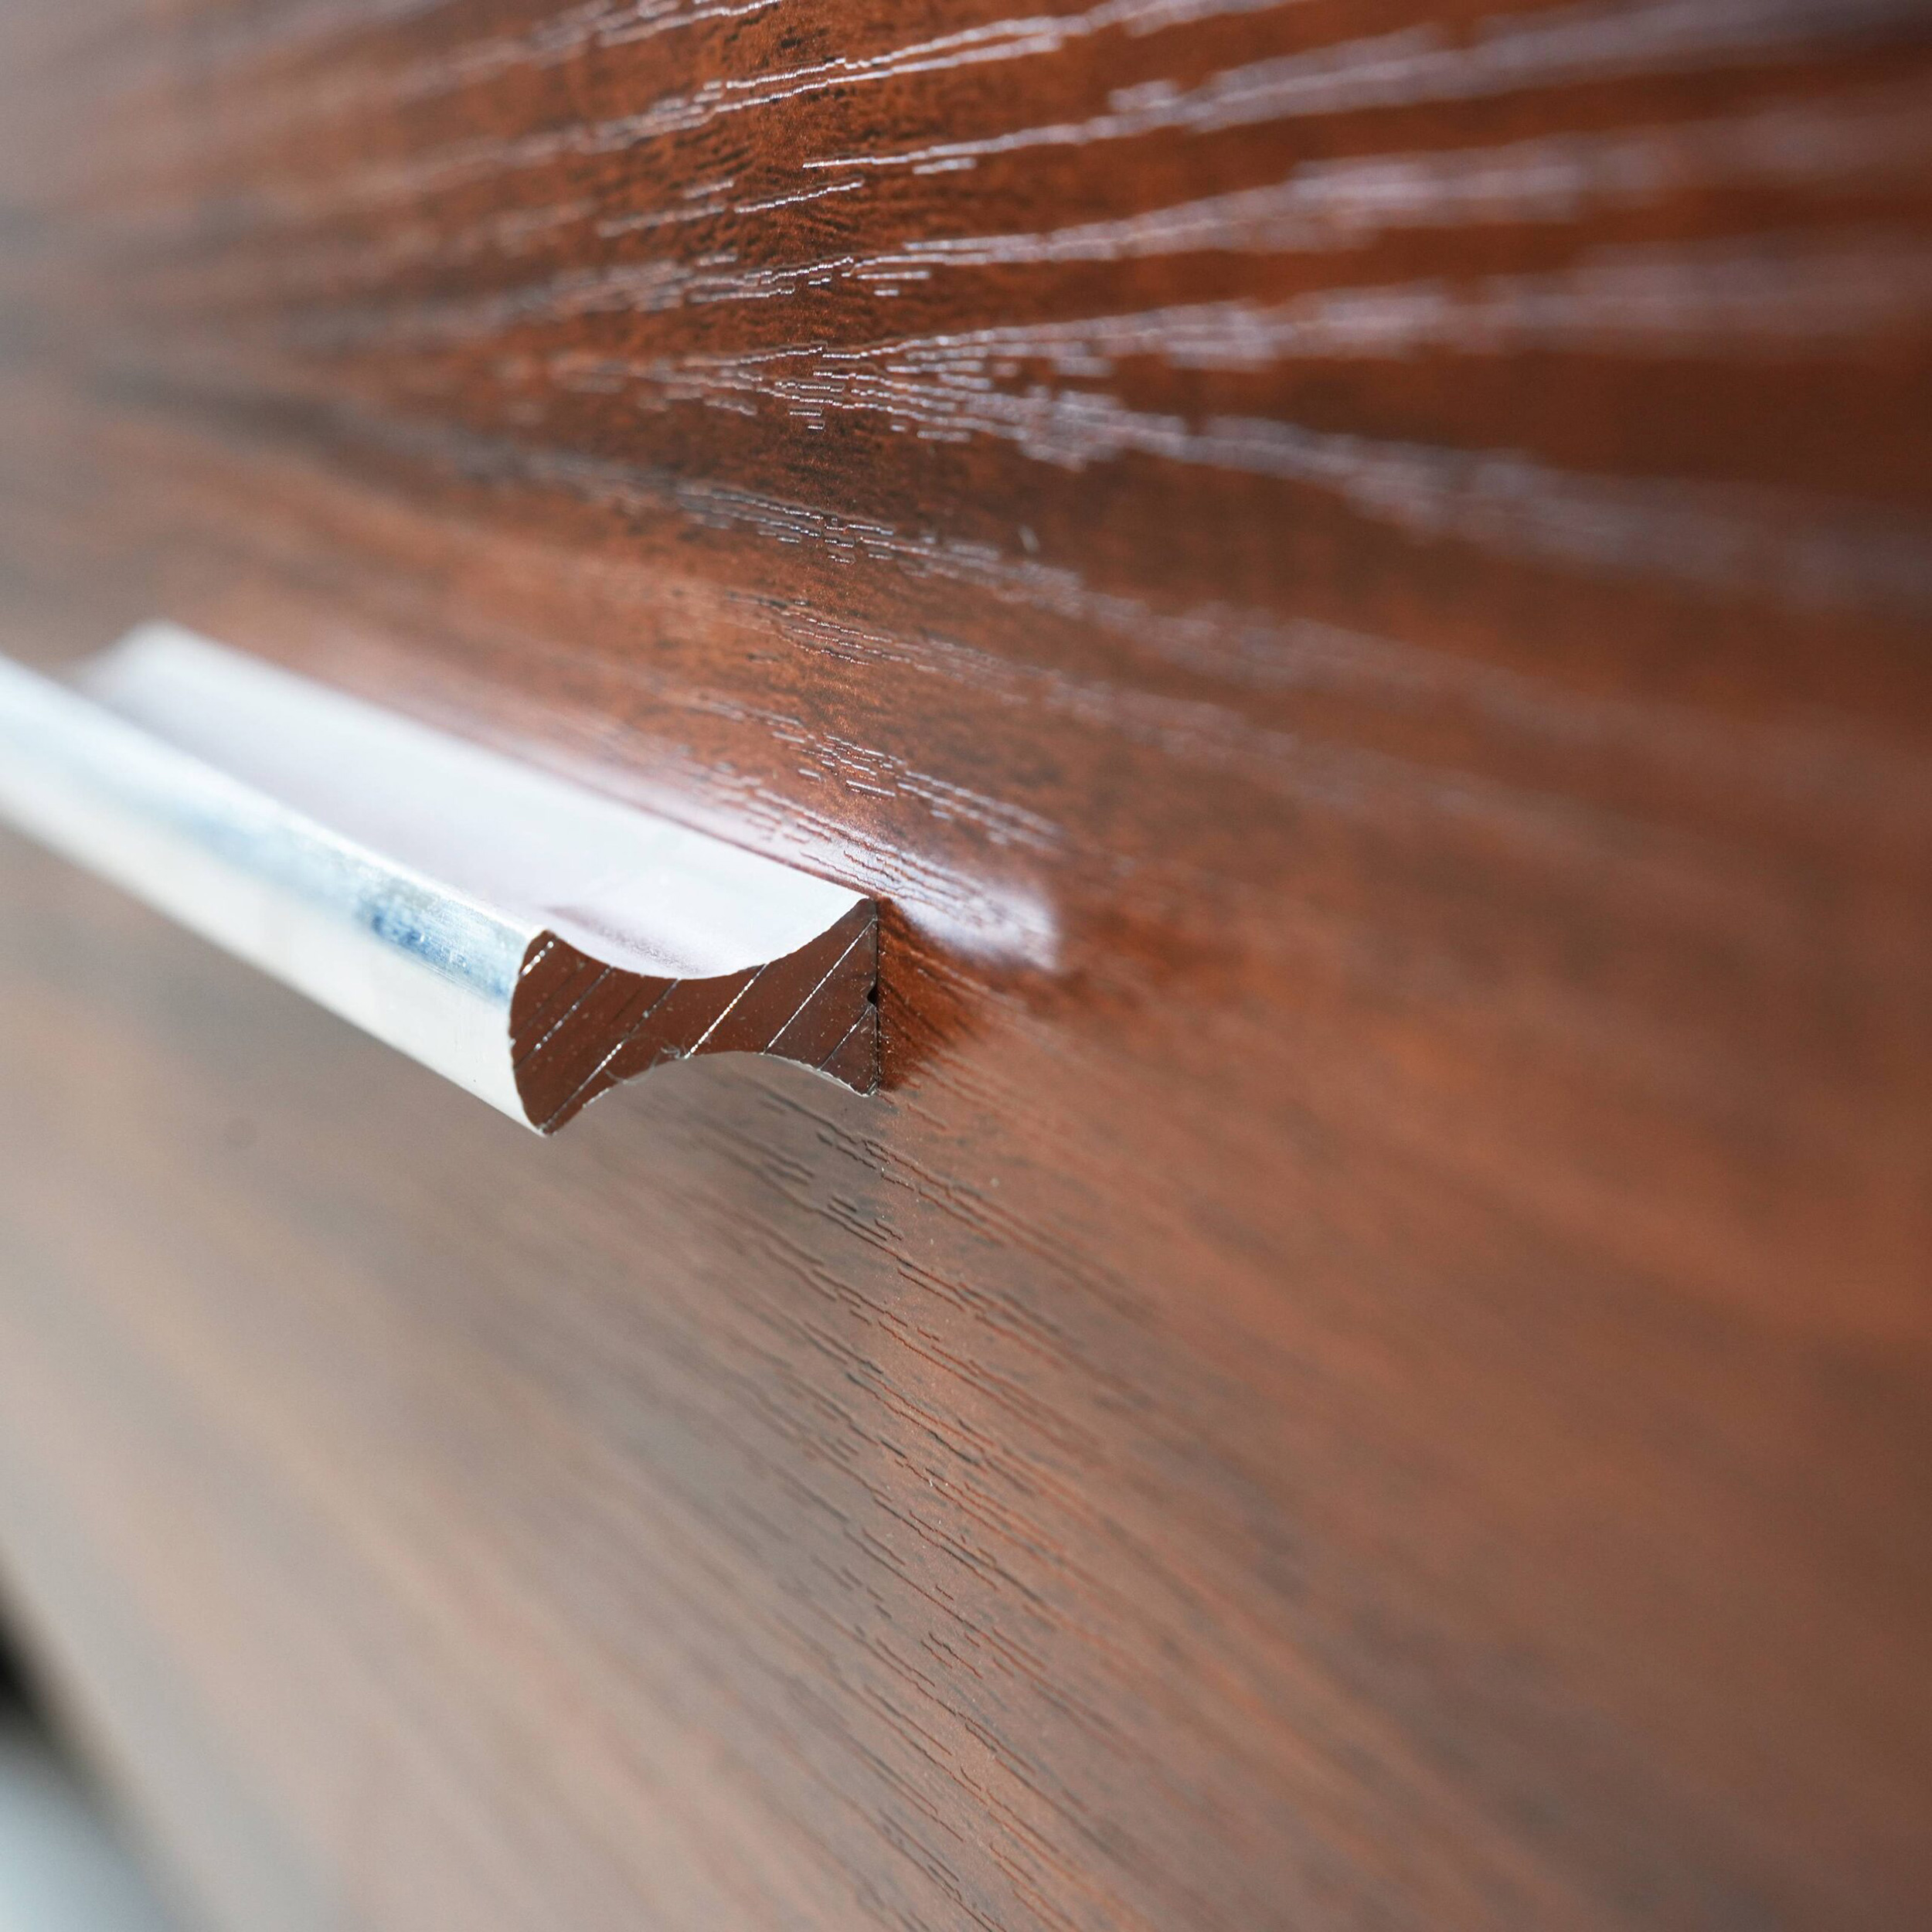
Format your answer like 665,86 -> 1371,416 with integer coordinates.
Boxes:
0,624 -> 878,1132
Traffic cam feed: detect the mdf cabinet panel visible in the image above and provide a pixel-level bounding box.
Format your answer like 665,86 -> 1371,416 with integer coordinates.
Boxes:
0,1 -> 1927,1929
3,826 -> 1927,1932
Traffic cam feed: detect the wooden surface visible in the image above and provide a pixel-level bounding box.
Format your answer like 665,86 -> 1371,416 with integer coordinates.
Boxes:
0,1 -> 1928,1928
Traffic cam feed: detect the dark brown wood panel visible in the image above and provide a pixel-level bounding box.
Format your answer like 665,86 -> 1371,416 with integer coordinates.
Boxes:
0,1 -> 1927,1930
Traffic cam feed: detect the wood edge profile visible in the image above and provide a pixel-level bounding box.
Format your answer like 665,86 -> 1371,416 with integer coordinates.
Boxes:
510,900 -> 879,1134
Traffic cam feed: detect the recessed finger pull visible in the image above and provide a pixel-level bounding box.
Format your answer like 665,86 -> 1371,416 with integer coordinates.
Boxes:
0,624 -> 879,1133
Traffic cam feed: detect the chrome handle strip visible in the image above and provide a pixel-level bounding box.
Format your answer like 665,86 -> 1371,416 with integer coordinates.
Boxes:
0,624 -> 877,1132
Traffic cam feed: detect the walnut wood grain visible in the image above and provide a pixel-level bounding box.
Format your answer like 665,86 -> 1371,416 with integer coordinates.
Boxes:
0,1 -> 1927,1930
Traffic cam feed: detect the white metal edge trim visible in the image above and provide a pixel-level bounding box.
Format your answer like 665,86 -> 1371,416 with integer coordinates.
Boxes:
0,628 -> 878,1131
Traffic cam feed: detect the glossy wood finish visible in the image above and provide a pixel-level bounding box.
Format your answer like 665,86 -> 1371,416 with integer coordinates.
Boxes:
0,1 -> 1928,1929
